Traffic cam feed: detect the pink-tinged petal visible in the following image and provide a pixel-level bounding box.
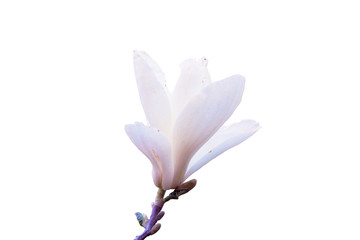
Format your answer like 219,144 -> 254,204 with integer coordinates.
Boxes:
171,57 -> 211,118
184,120 -> 260,180
171,75 -> 245,187
125,122 -> 173,190
133,51 -> 172,136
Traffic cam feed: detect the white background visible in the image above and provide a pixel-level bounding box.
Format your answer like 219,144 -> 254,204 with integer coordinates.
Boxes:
1,0 -> 359,239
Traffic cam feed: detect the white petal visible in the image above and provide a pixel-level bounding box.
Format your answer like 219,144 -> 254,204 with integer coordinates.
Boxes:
171,57 -> 211,118
124,123 -> 173,190
133,51 -> 172,136
171,75 -> 245,186
184,120 -> 260,180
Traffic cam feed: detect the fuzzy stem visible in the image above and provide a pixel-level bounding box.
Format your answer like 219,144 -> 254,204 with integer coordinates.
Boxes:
134,189 -> 165,240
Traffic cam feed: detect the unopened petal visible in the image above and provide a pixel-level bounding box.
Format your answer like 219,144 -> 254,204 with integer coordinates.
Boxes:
125,123 -> 173,189
184,120 -> 260,180
171,75 -> 245,187
171,57 -> 211,118
133,51 -> 172,136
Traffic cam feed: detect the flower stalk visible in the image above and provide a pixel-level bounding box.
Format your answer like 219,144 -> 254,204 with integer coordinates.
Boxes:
134,189 -> 165,240
134,180 -> 197,240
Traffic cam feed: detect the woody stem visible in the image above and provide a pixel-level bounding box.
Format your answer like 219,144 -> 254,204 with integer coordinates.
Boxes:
134,189 -> 166,240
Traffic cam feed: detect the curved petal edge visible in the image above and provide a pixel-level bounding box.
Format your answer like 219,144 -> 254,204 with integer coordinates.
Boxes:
133,51 -> 172,136
184,120 -> 260,180
125,122 -> 173,189
171,75 -> 246,186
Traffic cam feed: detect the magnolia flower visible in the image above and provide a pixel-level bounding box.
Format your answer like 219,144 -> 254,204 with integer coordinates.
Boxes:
125,51 -> 259,190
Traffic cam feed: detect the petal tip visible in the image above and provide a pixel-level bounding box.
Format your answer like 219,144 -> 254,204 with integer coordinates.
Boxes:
199,56 -> 208,66
232,74 -> 246,83
124,122 -> 146,133
241,119 -> 261,131
133,50 -> 149,59
124,123 -> 133,133
133,49 -> 140,57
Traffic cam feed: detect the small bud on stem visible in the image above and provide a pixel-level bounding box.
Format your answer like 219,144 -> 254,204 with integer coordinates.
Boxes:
156,211 -> 165,221
150,223 -> 161,235
135,212 -> 148,228
164,179 -> 197,202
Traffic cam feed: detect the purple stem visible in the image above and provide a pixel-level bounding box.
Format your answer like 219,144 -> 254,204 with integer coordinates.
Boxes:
134,189 -> 165,240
